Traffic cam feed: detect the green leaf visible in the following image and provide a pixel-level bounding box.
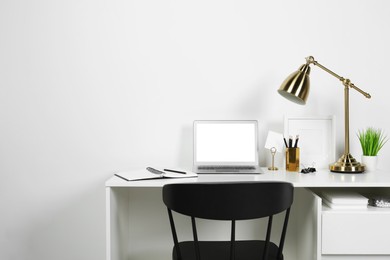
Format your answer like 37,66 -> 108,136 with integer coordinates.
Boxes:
357,127 -> 388,156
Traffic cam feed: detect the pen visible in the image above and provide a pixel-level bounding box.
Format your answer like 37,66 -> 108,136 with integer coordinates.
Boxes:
294,135 -> 299,148
146,167 -> 165,175
288,135 -> 293,148
164,169 -> 186,174
283,137 -> 288,148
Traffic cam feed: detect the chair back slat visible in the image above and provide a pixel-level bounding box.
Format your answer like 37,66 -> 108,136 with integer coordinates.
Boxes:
167,209 -> 182,259
230,220 -> 235,260
263,215 -> 273,260
191,217 -> 201,260
278,207 -> 291,259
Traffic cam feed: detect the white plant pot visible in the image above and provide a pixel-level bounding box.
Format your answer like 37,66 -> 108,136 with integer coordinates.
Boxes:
361,155 -> 378,172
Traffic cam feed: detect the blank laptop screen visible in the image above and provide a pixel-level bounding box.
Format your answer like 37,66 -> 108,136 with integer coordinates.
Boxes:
195,121 -> 257,163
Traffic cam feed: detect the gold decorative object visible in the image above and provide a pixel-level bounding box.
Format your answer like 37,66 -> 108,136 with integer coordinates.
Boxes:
268,147 -> 278,171
264,130 -> 284,171
278,56 -> 371,173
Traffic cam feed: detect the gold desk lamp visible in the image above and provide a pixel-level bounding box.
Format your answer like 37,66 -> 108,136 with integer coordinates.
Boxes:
278,56 -> 371,173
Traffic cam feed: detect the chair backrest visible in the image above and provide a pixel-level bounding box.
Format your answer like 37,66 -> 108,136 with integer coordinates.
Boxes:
163,181 -> 293,220
162,182 -> 294,260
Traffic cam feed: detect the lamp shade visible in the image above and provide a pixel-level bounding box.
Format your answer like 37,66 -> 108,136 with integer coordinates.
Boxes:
278,64 -> 311,105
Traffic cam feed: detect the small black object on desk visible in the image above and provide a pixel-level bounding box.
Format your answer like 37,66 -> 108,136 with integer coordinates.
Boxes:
301,167 -> 316,174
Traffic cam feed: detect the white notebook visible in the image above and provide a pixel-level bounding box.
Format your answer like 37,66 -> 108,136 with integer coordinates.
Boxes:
321,190 -> 368,205
115,168 -> 198,181
323,198 -> 367,209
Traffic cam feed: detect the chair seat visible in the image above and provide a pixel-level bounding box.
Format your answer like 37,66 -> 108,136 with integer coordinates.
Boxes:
173,240 -> 283,260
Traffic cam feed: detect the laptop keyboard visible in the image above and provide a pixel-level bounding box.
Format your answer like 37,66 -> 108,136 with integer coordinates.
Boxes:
198,166 -> 256,170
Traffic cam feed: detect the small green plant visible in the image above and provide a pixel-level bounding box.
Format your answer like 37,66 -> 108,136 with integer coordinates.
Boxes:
357,127 -> 388,156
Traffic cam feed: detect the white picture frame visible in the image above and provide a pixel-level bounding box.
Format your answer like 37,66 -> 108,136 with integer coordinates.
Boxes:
284,115 -> 336,169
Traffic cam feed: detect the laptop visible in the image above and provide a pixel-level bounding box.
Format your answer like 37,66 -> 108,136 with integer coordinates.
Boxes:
193,120 -> 262,174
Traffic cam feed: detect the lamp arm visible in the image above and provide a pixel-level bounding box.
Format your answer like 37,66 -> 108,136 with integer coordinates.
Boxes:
306,56 -> 371,99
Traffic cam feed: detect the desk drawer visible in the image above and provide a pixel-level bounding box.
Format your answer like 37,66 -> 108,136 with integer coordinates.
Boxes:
322,208 -> 390,255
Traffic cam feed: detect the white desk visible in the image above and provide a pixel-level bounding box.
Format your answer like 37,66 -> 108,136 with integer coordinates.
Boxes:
106,168 -> 390,260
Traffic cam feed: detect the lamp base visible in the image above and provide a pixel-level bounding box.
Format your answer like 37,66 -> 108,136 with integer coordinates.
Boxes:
330,153 -> 365,173
268,166 -> 278,171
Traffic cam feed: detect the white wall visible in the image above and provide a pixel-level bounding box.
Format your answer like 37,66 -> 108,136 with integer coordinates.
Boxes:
1,0 -> 390,259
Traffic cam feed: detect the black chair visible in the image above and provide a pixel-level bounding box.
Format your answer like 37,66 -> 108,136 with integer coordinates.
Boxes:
162,181 -> 294,260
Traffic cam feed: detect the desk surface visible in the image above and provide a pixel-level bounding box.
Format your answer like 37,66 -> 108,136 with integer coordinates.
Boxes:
106,167 -> 390,188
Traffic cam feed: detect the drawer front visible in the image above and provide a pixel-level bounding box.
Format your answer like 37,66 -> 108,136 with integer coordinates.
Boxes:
322,212 -> 390,255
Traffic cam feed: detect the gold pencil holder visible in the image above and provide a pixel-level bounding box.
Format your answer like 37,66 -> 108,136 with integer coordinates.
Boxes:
286,148 -> 300,172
